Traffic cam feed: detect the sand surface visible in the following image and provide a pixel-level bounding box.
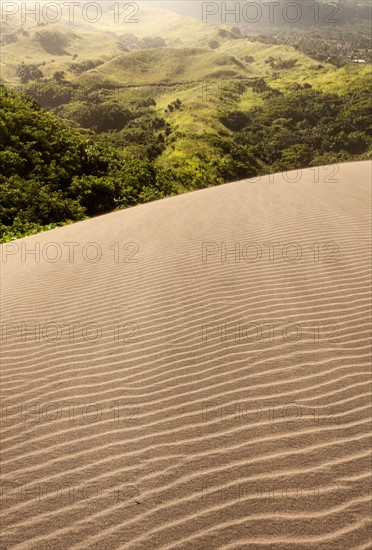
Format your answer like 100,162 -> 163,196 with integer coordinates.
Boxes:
1,161 -> 371,549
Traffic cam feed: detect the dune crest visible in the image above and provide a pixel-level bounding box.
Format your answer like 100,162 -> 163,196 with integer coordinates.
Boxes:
1,161 -> 371,549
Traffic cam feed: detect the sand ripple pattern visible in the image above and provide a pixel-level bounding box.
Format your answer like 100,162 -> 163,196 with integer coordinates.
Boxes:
1,162 -> 371,549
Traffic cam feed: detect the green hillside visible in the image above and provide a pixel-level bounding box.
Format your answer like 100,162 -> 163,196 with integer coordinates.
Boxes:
83,48 -> 251,85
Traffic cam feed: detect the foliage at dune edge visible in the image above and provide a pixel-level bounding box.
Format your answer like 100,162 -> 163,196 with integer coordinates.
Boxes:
0,85 -> 178,243
0,81 -> 371,243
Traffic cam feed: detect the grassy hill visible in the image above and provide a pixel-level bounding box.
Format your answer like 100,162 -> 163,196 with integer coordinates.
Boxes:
0,3 -> 224,81
82,48 -> 251,85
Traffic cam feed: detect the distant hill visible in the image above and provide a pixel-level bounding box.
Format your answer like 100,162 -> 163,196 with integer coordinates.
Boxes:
82,48 -> 250,85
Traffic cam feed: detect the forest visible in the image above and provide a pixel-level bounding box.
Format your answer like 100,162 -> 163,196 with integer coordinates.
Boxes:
1,79 -> 370,242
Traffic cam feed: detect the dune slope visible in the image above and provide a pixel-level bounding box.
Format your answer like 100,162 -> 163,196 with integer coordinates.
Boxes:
1,161 -> 371,549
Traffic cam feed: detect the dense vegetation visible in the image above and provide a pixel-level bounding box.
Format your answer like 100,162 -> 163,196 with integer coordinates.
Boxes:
227,83 -> 372,172
0,85 -> 180,242
1,78 -> 370,242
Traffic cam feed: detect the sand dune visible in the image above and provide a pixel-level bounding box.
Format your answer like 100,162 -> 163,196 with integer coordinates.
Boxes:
1,161 -> 371,549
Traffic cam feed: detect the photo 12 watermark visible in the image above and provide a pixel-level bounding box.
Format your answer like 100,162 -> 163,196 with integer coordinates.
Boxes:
1,241 -> 140,264
201,400 -> 343,425
200,320 -> 340,345
202,1 -> 340,25
1,2 -> 140,25
1,478 -> 142,505
199,479 -> 343,505
201,241 -> 340,263
1,399 -> 141,425
0,320 -> 140,344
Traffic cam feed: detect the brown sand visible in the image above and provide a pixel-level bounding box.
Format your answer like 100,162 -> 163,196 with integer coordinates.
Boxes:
1,161 -> 371,549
